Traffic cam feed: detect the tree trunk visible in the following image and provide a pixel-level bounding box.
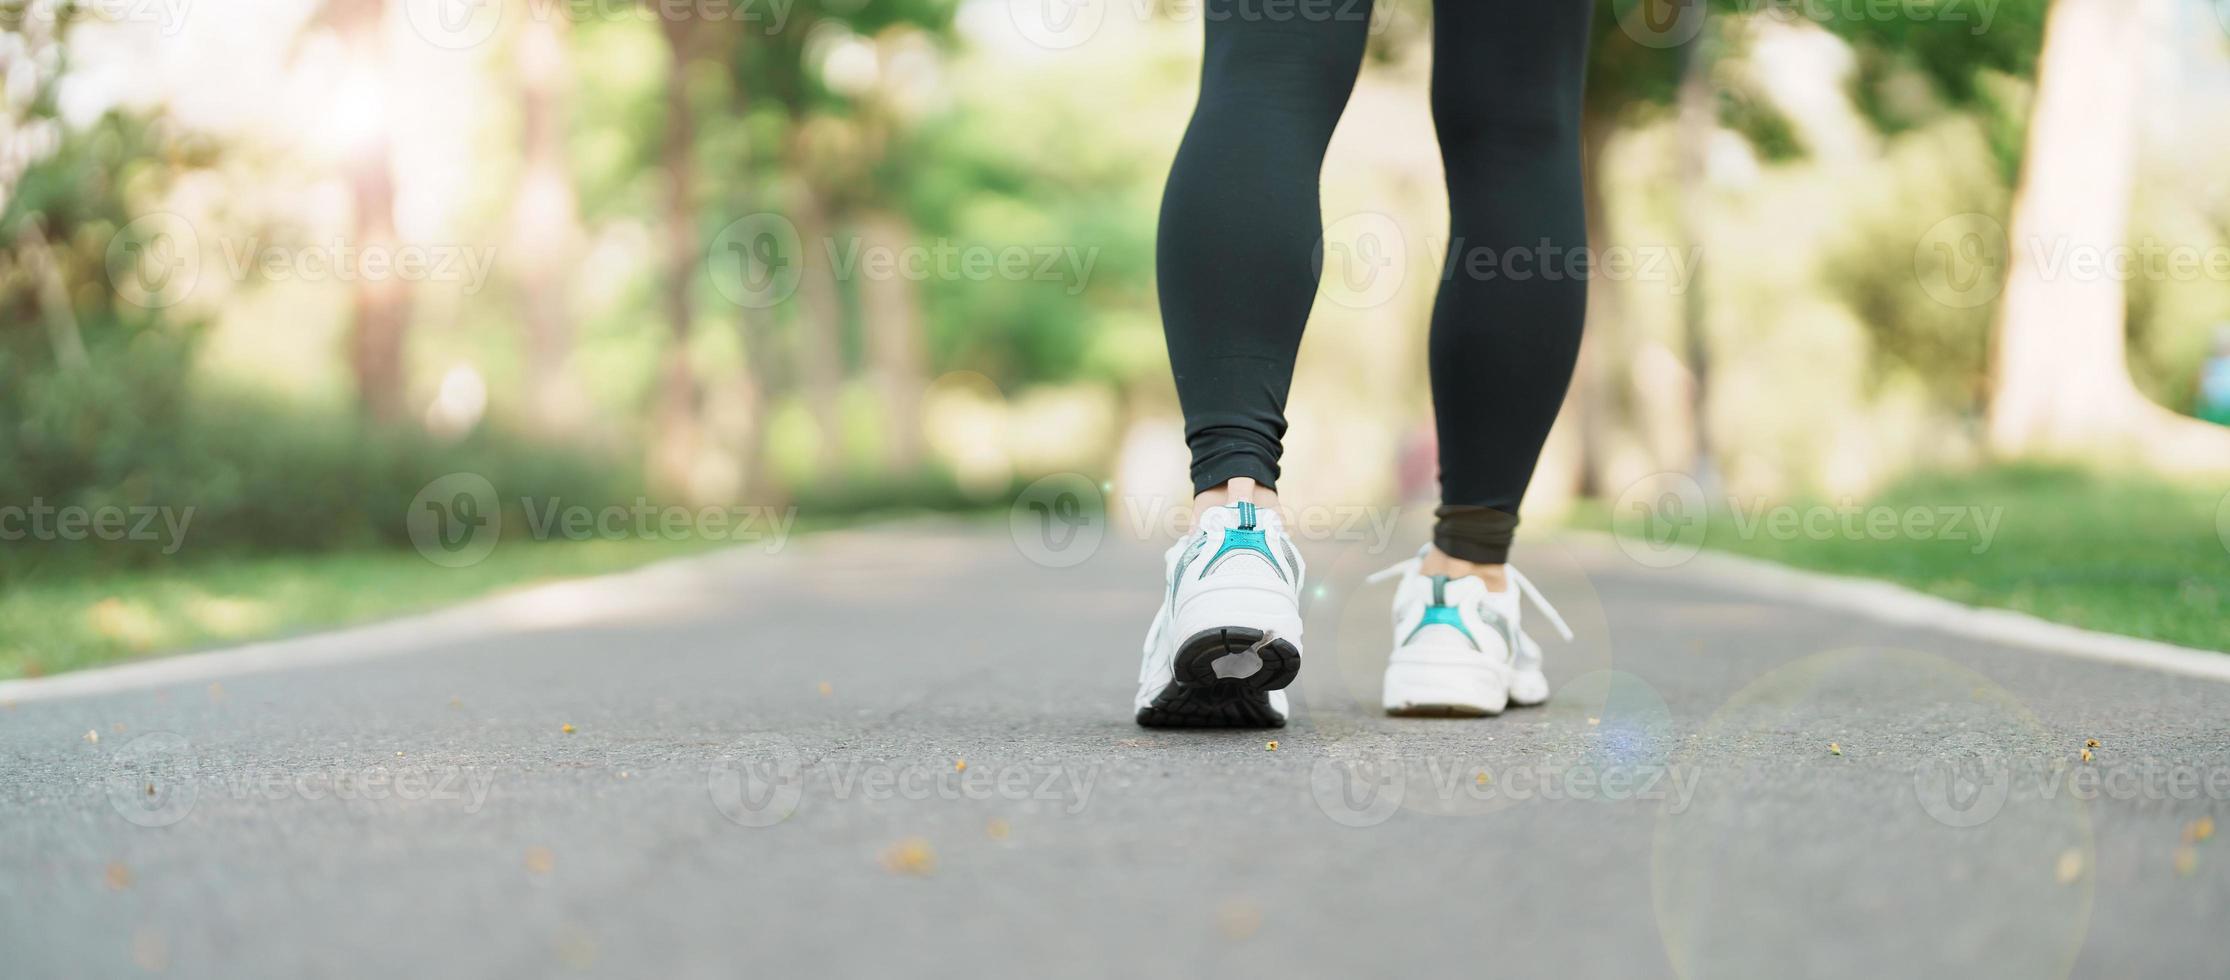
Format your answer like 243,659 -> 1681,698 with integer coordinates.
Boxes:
1672,43 -> 1715,487
340,0 -> 409,424
857,209 -> 927,472
1571,111 -> 1624,497
649,15 -> 702,499
1987,0 -> 2230,470
786,156 -> 849,480
511,14 -> 586,437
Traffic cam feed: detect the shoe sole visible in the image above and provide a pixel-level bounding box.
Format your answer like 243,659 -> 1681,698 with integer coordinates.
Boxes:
1382,659 -> 1509,717
1135,627 -> 1300,729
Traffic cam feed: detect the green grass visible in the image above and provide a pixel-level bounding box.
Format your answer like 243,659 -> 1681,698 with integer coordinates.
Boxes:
0,538 -> 724,680
1576,465 -> 2230,652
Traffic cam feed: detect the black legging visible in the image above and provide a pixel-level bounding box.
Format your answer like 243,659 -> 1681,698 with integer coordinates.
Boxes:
1158,0 -> 1593,565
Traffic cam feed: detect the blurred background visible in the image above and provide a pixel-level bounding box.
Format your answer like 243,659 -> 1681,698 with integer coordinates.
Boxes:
4,0 -> 2229,673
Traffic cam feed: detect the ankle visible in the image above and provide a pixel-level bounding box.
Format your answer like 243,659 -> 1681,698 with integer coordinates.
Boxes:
1191,478 -> 1280,522
1418,547 -> 1508,592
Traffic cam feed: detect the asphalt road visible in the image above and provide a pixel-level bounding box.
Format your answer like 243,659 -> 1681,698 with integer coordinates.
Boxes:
4,520 -> 2227,979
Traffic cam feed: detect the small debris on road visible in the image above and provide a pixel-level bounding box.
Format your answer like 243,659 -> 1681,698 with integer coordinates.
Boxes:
881,838 -> 936,876
561,723 -> 576,734
524,846 -> 556,875
2055,849 -> 2084,884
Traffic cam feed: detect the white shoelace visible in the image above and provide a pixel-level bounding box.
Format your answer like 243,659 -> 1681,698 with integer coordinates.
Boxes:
1365,554 -> 1575,642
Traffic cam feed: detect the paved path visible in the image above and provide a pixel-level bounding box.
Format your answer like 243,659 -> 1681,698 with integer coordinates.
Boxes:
4,522 -> 2227,978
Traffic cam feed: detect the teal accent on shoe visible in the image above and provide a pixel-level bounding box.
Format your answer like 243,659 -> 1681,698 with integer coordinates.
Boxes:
1404,579 -> 1480,650
1204,527 -> 1285,580
1236,500 -> 1256,530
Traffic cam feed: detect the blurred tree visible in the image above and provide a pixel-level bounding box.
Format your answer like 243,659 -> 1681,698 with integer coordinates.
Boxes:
509,13 -> 589,436
1986,0 -> 2230,469
325,0 -> 413,423
650,11 -> 706,499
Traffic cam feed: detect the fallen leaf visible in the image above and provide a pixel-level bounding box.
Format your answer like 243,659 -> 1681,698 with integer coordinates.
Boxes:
2055,849 -> 2084,884
1265,741 -> 1278,751
1217,899 -> 1263,940
1587,717 -> 1600,727
1475,771 -> 1490,786
817,682 -> 833,697
881,837 -> 936,876
2186,817 -> 2215,843
132,930 -> 168,972
2080,748 -> 2092,763
395,751 -> 405,758
954,759 -> 966,772
2085,738 -> 2100,748
986,818 -> 1011,841
561,723 -> 576,734
1829,743 -> 1842,756
555,928 -> 598,969
524,846 -> 556,875
83,729 -> 98,744
105,862 -> 132,890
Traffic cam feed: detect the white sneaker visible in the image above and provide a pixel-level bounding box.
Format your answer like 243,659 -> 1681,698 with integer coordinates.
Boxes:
1367,550 -> 1572,716
1135,501 -> 1305,728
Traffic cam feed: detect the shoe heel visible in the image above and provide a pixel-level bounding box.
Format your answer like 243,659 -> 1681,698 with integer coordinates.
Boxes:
1173,626 -> 1301,695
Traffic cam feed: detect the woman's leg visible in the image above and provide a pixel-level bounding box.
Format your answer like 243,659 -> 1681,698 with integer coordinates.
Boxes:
1159,0 -> 1375,508
1423,0 -> 1594,574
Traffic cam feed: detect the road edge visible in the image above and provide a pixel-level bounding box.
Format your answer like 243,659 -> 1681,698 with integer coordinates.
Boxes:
1559,530 -> 2230,683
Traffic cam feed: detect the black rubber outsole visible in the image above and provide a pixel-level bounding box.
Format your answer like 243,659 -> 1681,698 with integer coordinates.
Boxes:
1173,626 -> 1300,692
1135,627 -> 1300,729
1135,686 -> 1287,728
